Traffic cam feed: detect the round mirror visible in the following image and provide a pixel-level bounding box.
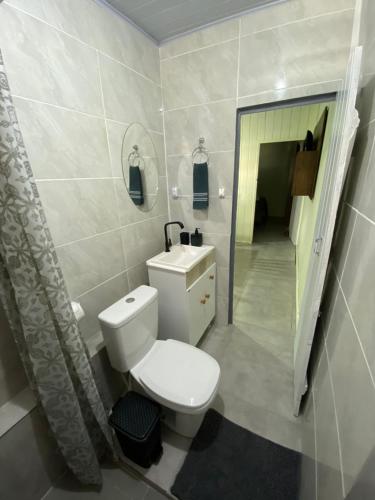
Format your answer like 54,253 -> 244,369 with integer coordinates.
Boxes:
121,122 -> 159,211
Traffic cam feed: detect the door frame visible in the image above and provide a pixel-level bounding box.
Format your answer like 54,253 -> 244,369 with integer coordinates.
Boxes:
228,92 -> 337,324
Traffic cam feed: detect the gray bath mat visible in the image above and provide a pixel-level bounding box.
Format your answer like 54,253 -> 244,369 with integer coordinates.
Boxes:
171,410 -> 301,500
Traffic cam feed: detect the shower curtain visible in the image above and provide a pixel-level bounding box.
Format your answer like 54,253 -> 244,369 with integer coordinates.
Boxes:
0,52 -> 114,485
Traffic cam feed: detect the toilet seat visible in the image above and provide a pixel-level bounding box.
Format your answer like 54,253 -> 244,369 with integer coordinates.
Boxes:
131,339 -> 220,414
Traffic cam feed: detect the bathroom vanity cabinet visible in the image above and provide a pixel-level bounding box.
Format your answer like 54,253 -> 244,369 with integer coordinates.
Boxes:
147,246 -> 216,346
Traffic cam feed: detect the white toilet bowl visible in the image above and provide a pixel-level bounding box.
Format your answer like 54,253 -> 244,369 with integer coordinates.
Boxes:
98,285 -> 220,438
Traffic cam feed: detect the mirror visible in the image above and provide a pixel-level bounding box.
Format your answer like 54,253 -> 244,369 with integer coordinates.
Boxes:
121,122 -> 159,210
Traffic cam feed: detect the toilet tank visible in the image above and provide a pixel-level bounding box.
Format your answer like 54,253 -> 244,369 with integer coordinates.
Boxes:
98,285 -> 158,373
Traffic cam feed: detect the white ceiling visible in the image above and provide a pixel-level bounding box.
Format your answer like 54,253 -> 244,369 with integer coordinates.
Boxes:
103,0 -> 285,44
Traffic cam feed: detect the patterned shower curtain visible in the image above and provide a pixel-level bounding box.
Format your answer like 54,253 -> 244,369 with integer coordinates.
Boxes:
0,52 -> 114,485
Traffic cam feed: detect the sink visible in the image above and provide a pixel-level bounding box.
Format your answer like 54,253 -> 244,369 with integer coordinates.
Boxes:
146,245 -> 214,273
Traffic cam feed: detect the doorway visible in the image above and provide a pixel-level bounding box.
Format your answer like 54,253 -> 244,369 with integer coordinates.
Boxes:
230,95 -> 336,369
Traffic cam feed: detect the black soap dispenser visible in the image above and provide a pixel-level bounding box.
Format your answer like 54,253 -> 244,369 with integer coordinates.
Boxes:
191,228 -> 202,247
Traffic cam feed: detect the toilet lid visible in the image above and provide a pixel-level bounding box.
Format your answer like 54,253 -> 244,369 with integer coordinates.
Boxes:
136,340 -> 220,410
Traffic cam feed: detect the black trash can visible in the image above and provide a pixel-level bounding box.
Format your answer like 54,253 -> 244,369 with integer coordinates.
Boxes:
109,391 -> 163,468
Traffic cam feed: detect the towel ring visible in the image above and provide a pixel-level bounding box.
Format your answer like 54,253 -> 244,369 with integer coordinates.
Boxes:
128,144 -> 142,167
192,137 -> 209,165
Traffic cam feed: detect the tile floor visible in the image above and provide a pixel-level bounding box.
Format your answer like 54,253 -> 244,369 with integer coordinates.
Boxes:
201,325 -> 301,450
44,464 -> 170,500
43,318 -> 302,499
234,221 -> 296,342
45,220 -> 301,499
118,318 -> 302,498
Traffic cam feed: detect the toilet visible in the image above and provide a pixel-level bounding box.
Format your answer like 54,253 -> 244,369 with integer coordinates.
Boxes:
98,285 -> 220,438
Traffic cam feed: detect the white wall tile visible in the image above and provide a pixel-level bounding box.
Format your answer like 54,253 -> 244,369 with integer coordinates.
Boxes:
331,204 -> 357,281
342,123 -> 375,210
4,0 -> 48,19
36,179 -> 119,246
5,0 -> 160,83
164,100 -> 236,156
127,263 -> 150,290
0,4 -> 102,114
161,40 -> 238,110
357,130 -> 375,221
237,80 -> 341,109
239,10 -> 353,98
340,216 -> 375,377
202,233 -> 231,268
160,18 -> 239,60
100,54 -> 162,132
326,288 -> 375,495
14,98 -> 111,180
217,266 -> 229,299
313,348 -> 344,500
299,393 -> 317,500
121,216 -> 167,270
169,196 -> 233,235
78,273 -> 130,340
241,0 -> 354,36
83,0 -> 160,83
56,230 -> 125,298
215,294 -> 229,327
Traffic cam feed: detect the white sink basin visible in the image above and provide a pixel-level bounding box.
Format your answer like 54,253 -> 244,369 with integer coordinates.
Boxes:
147,244 -> 214,273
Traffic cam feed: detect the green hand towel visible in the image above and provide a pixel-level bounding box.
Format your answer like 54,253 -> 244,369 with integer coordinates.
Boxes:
129,165 -> 144,206
193,162 -> 209,210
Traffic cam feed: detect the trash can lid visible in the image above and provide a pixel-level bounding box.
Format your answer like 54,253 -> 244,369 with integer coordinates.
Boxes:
109,391 -> 161,441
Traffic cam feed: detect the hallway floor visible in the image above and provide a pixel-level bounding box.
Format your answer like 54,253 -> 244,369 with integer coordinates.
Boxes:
233,220 -> 296,369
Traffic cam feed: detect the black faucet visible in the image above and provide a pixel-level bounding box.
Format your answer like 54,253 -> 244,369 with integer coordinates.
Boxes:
164,221 -> 184,252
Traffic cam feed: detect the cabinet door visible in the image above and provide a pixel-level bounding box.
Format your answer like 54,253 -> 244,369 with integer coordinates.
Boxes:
203,264 -> 216,327
187,271 -> 207,346
187,263 -> 216,345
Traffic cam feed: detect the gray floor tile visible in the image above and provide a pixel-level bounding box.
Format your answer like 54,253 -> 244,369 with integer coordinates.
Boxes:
120,426 -> 191,495
144,487 -> 171,500
44,466 -> 150,500
102,466 -> 149,498
203,325 -> 296,423
233,225 -> 296,346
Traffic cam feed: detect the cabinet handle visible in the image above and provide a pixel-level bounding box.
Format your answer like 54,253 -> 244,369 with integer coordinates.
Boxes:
200,298 -> 206,305
209,275 -> 214,280
205,294 -> 210,299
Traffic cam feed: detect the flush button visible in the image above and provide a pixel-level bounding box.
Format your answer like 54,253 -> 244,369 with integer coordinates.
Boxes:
126,297 -> 135,303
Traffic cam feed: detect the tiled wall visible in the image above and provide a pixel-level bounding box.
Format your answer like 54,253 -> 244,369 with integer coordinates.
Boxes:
0,0 -> 168,351
160,0 -> 355,325
299,0 -> 375,498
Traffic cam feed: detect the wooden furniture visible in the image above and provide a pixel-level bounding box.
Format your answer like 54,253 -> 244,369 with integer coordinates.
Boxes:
148,249 -> 216,346
292,107 -> 329,199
